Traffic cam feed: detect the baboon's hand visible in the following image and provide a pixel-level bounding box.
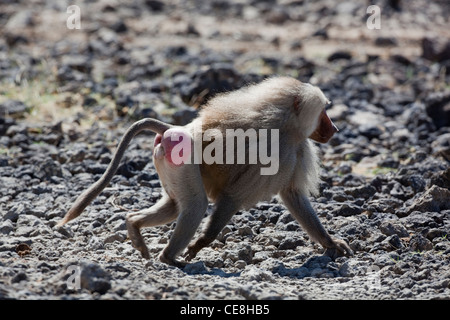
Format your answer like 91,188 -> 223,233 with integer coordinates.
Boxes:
184,245 -> 200,262
324,238 -> 353,259
159,252 -> 187,268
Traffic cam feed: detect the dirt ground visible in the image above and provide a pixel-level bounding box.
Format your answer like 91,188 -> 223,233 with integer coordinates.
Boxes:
0,0 -> 449,301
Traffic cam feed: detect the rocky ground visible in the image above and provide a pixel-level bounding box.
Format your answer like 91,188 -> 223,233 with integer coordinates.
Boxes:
0,0 -> 449,300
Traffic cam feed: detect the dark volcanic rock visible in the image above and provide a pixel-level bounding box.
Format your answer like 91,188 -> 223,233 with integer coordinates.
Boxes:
79,261 -> 111,294
175,64 -> 244,106
0,100 -> 29,118
328,51 -> 352,62
406,185 -> 450,214
422,37 -> 450,62
1,0 -> 449,301
379,221 -> 409,237
424,91 -> 450,129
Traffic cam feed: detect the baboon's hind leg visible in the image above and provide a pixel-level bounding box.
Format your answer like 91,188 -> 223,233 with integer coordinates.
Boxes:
126,195 -> 177,259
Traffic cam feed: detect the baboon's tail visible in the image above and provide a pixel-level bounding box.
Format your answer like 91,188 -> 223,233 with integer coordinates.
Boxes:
57,118 -> 172,227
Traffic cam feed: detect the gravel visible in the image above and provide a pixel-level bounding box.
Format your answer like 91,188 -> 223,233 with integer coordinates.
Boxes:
0,0 -> 449,300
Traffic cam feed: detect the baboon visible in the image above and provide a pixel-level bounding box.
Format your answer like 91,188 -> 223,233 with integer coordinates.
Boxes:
58,77 -> 352,267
